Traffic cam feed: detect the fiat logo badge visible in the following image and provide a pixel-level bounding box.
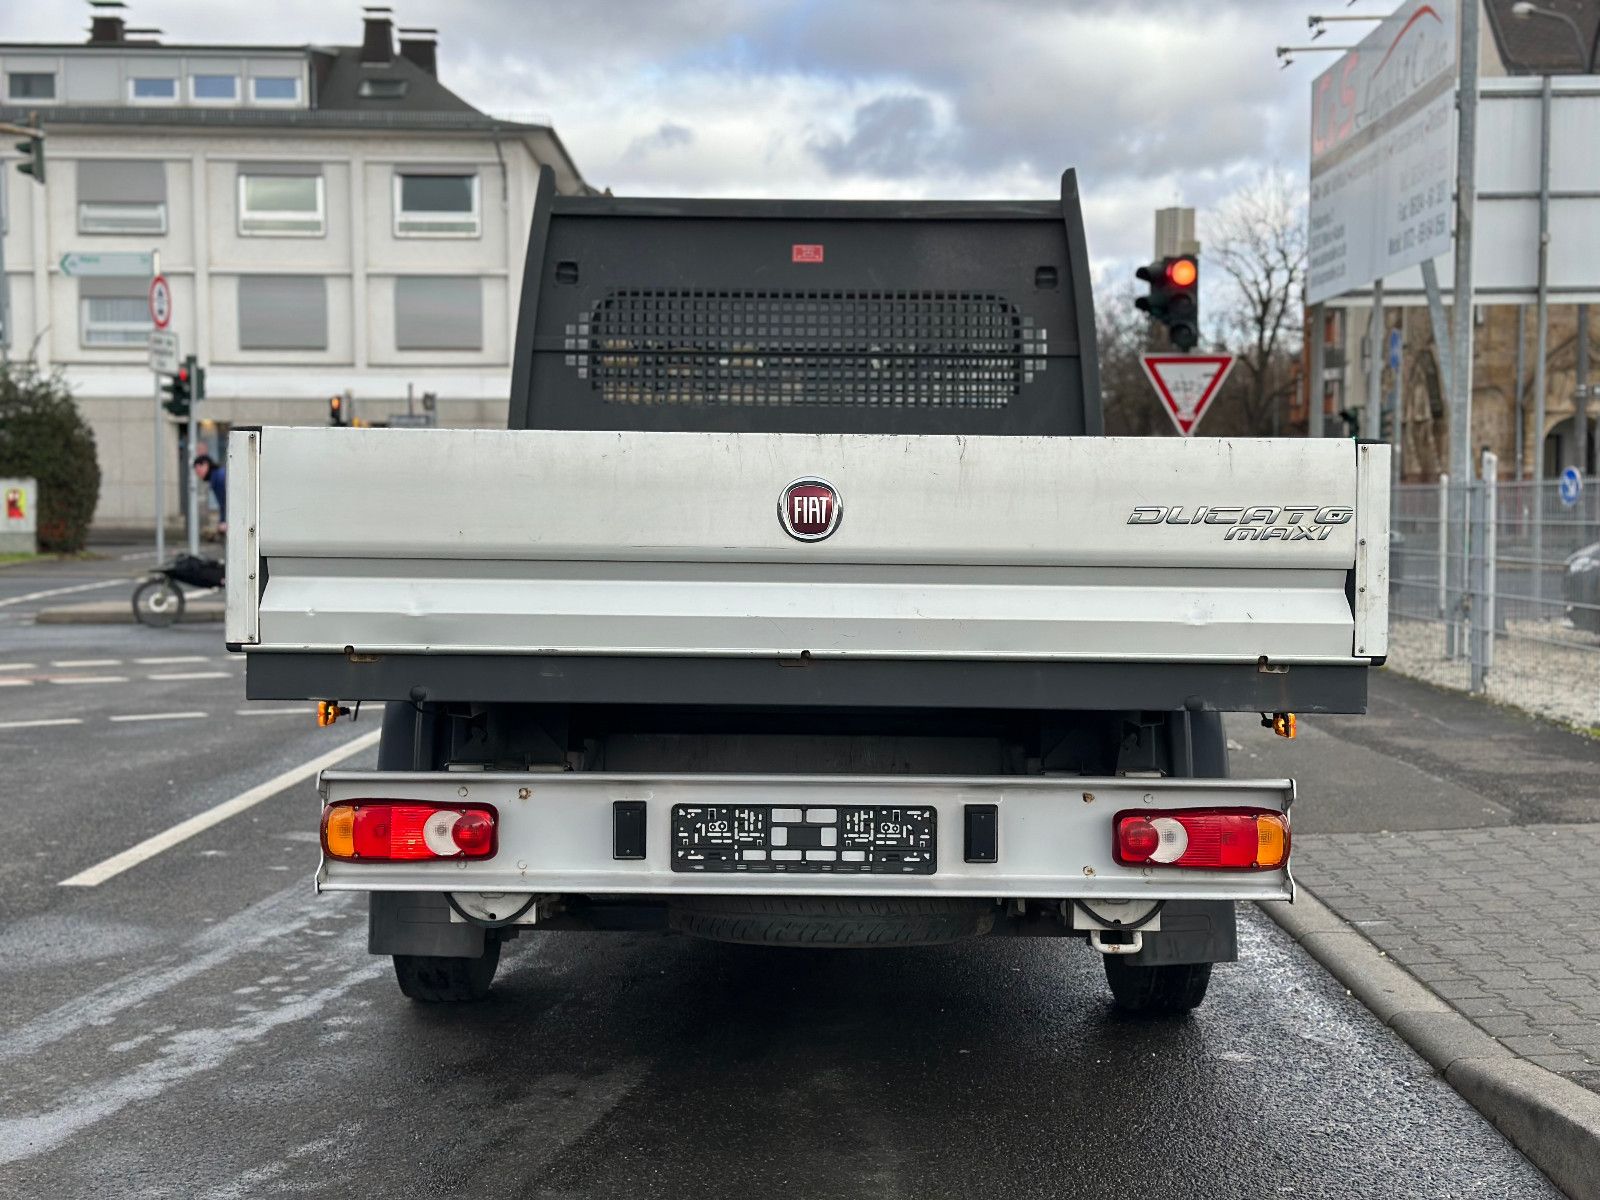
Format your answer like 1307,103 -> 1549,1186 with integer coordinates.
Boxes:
779,477 -> 842,542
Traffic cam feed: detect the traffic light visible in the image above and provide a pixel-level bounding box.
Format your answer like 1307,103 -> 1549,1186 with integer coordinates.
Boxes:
1134,254 -> 1200,351
329,394 -> 348,426
161,364 -> 192,419
12,128 -> 44,185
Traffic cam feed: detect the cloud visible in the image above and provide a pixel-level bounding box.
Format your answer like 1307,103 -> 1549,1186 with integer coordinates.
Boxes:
3,0 -> 1318,279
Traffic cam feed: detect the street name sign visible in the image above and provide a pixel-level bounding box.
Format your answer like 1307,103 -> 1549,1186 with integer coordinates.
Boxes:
148,330 -> 179,375
59,251 -> 154,278
1306,0 -> 1456,304
148,275 -> 172,330
1141,354 -> 1235,437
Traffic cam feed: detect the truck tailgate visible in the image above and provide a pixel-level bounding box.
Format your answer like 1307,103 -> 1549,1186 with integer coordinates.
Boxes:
228,427 -> 1388,672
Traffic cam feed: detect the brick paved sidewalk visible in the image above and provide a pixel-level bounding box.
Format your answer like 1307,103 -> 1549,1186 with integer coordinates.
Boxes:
1232,670 -> 1600,1095
1295,827 -> 1600,1088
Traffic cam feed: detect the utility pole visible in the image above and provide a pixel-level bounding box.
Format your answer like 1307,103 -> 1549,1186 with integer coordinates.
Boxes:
1447,0 -> 1481,655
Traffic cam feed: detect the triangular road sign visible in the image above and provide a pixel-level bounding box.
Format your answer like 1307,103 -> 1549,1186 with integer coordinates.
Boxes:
1140,354 -> 1235,436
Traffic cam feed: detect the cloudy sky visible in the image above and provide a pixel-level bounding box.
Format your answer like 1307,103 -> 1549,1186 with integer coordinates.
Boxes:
9,0 -> 1322,280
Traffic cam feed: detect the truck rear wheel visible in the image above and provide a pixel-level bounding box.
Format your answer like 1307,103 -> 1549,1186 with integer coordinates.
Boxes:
1102,956 -> 1212,1015
393,939 -> 501,1003
668,896 -> 994,947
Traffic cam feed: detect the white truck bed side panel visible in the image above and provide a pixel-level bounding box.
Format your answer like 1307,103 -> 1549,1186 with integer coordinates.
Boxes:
224,431 -> 260,646
1354,443 -> 1392,658
254,428 -> 1358,568
256,562 -> 1357,661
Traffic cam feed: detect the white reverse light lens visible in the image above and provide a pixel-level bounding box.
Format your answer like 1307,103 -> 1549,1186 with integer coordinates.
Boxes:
421,810 -> 462,857
1147,817 -> 1190,864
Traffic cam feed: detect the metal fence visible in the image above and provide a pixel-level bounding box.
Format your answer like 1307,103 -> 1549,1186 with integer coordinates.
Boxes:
1390,462 -> 1600,729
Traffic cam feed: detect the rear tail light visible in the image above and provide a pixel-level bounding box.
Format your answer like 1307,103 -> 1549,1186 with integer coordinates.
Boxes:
321,801 -> 498,862
1113,808 -> 1288,871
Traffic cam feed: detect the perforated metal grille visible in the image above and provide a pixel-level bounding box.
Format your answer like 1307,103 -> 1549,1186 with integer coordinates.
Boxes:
567,290 -> 1046,408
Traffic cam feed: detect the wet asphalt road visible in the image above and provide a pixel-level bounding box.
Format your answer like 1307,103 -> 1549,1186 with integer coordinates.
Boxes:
0,600 -> 1565,1198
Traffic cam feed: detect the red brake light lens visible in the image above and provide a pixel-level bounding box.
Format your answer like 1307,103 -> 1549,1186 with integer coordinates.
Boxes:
1113,808 -> 1287,871
321,802 -> 498,862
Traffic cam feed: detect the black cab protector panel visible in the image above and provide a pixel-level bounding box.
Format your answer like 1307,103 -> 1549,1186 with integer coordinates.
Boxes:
507,167 -> 1102,437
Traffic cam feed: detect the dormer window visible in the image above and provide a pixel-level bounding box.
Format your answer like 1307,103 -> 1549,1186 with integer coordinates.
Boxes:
358,78 -> 408,100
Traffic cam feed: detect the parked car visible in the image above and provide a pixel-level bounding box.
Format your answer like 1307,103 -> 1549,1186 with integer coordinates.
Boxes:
1566,542 -> 1600,634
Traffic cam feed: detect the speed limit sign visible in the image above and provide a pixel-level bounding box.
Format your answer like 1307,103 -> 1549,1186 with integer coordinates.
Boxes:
148,275 -> 172,330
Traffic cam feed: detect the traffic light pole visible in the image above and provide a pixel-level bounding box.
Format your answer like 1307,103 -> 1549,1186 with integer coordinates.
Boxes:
185,360 -> 199,556
153,370 -> 165,564
151,251 -> 164,564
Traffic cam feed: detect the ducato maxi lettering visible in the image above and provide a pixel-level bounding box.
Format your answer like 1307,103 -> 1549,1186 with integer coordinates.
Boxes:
1126,505 -> 1353,541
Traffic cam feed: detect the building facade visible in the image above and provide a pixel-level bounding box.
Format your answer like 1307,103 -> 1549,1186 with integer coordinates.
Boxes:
1,5 -> 590,529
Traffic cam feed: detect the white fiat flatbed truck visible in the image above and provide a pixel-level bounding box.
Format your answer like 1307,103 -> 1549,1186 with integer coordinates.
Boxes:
226,169 -> 1389,1013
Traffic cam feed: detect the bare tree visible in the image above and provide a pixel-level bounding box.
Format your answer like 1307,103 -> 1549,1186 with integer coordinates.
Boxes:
1204,170 -> 1307,435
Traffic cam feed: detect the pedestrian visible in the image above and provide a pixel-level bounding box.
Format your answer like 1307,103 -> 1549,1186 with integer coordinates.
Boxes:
192,454 -> 227,537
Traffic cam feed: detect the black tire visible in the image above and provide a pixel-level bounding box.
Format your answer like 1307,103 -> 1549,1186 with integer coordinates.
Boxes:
131,578 -> 186,627
1103,956 -> 1212,1015
668,896 -> 994,947
393,939 -> 502,1003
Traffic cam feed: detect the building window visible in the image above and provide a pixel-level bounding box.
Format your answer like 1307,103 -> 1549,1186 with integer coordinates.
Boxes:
78,160 -> 168,234
395,277 -> 482,351
191,74 -> 239,102
238,276 -> 327,350
237,172 -> 324,236
80,202 -> 168,235
7,72 -> 56,101
129,77 -> 177,102
358,78 -> 408,99
79,280 -> 152,347
394,173 -> 480,237
251,76 -> 299,103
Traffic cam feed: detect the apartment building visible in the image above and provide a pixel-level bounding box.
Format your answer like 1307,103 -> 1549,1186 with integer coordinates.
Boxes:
0,3 -> 591,528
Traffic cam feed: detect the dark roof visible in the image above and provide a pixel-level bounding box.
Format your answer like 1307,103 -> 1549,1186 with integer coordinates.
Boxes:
309,45 -> 479,115
1484,0 -> 1600,74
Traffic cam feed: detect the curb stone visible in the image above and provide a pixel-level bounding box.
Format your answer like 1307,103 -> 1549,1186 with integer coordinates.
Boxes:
1260,888 -> 1600,1200
33,599 -> 223,625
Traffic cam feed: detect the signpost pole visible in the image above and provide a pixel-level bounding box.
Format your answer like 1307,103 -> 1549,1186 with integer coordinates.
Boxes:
1577,303 -> 1590,478
185,355 -> 199,557
1309,304 -> 1327,436
1532,74 -> 1552,609
1365,279 -> 1384,441
1391,327 -> 1405,483
153,372 -> 164,565
150,250 -> 164,565
1447,0 -> 1481,658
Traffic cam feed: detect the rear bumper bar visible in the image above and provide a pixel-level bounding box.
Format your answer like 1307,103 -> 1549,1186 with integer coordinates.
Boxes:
316,771 -> 1296,903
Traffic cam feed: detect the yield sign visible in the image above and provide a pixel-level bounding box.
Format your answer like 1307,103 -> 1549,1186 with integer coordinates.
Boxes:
1141,354 -> 1235,437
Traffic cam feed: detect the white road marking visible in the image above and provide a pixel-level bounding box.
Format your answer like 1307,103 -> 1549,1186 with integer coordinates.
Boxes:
0,662 -> 38,672
109,711 -> 208,723
58,728 -> 381,887
0,679 -> 33,688
0,578 -> 125,609
235,707 -> 309,717
51,658 -> 122,668
146,671 -> 229,681
133,655 -> 209,665
0,717 -> 83,730
49,675 -> 129,685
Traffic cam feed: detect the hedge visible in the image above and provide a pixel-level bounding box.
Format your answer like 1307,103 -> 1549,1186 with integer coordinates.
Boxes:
0,363 -> 102,552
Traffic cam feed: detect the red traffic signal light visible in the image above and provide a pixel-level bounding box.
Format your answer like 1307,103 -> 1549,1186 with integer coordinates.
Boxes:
1134,255 -> 1200,352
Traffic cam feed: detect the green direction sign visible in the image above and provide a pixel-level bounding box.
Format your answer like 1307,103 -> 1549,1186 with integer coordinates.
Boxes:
59,251 -> 154,278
